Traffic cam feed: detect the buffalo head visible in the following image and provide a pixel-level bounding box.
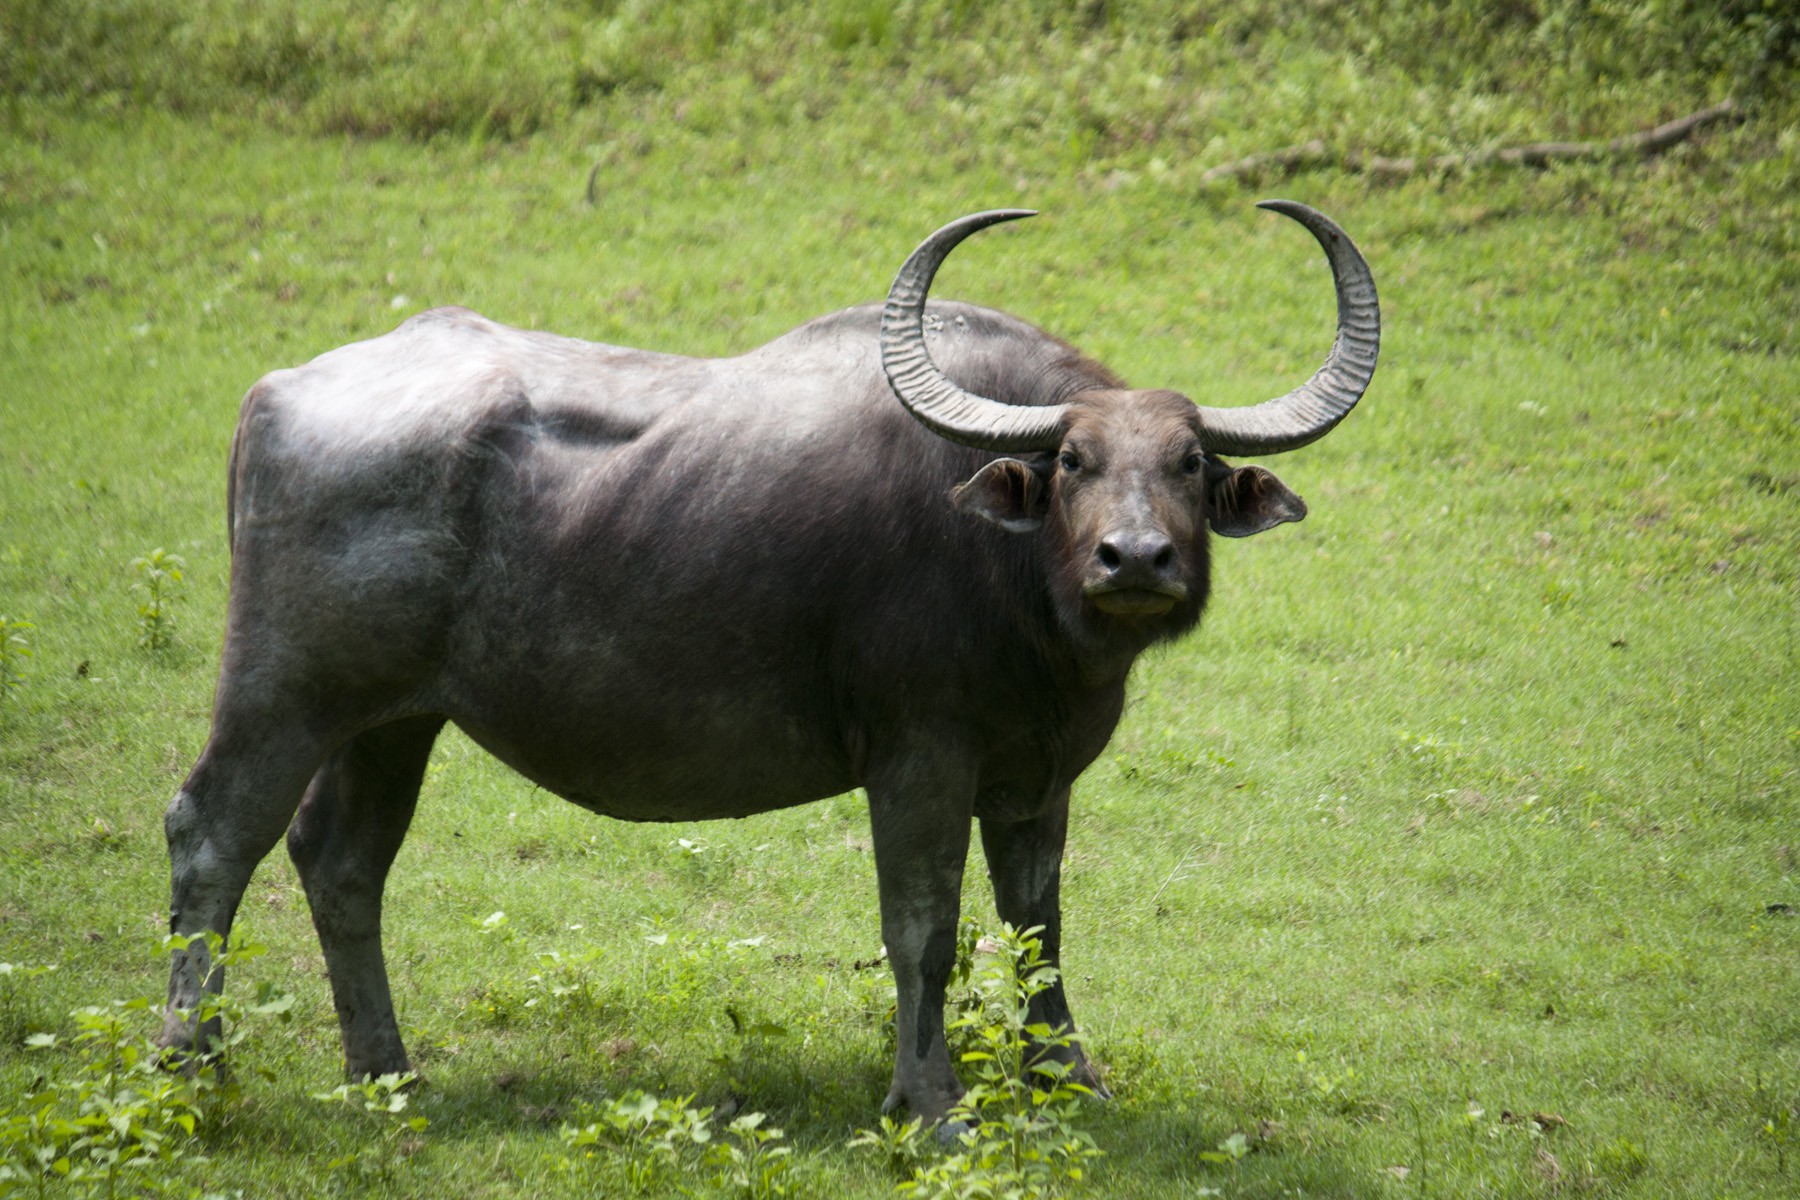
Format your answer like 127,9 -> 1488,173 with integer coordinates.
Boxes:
881,203 -> 1379,637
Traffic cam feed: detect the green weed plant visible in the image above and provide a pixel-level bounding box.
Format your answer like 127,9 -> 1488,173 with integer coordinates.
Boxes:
309,1073 -> 427,1182
0,965 -> 55,1052
848,1115 -> 928,1179
560,1090 -> 795,1197
128,551 -> 184,652
0,619 -> 31,699
560,1089 -> 714,1194
869,925 -> 1101,1200
0,936 -> 289,1199
707,1110 -> 794,1200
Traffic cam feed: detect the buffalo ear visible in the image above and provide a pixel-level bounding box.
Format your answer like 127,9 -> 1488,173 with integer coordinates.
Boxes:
1207,461 -> 1308,538
951,458 -> 1049,533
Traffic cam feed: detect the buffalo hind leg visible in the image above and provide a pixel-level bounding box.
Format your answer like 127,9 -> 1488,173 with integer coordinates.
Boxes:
866,750 -> 976,1123
159,728 -> 330,1058
979,790 -> 1109,1097
286,715 -> 444,1080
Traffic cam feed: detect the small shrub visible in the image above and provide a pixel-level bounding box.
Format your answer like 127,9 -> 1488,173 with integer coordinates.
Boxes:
561,1090 -> 714,1194
0,616 -> 31,697
1762,1101 -> 1793,1176
0,962 -> 56,1049
712,1007 -> 788,1098
0,935 -> 290,1198
1197,1131 -> 1250,1175
638,929 -> 766,1016
670,836 -> 739,888
1293,1050 -> 1364,1114
706,1111 -> 792,1200
523,948 -> 604,1014
459,943 -> 612,1033
311,1073 -> 427,1180
15,1000 -> 211,1196
848,1115 -> 927,1178
562,1091 -> 804,1197
129,549 -> 186,650
1591,1135 -> 1649,1184
162,931 -> 298,1065
867,923 -> 1102,1200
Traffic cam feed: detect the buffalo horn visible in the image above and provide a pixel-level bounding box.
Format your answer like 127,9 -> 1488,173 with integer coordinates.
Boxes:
1192,200 -> 1381,456
880,209 -> 1069,452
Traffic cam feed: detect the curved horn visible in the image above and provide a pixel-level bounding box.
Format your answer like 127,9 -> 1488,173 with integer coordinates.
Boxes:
1193,200 -> 1381,456
880,209 -> 1069,452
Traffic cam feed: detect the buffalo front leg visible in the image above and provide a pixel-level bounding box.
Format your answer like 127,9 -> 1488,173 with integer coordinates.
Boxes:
158,730 -> 327,1058
286,715 -> 443,1080
979,789 -> 1109,1097
866,753 -> 976,1123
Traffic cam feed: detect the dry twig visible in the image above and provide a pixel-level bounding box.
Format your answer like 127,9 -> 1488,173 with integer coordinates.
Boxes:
1198,100 -> 1742,185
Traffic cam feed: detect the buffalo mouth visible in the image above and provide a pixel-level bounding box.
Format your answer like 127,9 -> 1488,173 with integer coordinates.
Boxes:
1086,586 -> 1186,617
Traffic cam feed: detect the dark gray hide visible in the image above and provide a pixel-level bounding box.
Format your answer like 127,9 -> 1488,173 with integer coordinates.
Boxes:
159,204 -> 1379,1121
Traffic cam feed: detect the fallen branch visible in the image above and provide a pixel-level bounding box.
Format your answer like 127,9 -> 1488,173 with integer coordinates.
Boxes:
1199,140 -> 1332,186
1198,99 -> 1742,185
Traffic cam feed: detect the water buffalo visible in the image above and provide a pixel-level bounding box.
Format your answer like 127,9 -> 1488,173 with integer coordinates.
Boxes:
158,201 -> 1378,1120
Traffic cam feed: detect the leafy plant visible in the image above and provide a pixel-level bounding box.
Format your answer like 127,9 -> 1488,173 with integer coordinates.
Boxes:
560,1090 -> 713,1193
523,948 -> 603,1014
848,1115 -> 928,1178
1292,1050 -> 1362,1112
20,1000 -> 210,1197
1196,1131 -> 1250,1174
670,835 -> 737,887
1591,1135 -> 1649,1185
634,929 -> 768,1018
883,924 -> 1102,1200
712,1006 -> 788,1099
129,550 -> 185,651
310,1072 -> 427,1180
0,963 -> 56,1050
1756,1075 -> 1795,1176
0,935 -> 289,1199
0,617 -> 32,697
706,1111 -> 792,1200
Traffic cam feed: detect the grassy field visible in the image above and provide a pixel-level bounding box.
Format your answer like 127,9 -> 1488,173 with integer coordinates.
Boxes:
2,3 -> 1798,1196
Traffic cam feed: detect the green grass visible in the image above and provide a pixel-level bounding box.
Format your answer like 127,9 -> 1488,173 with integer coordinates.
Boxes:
2,3 -> 1798,1196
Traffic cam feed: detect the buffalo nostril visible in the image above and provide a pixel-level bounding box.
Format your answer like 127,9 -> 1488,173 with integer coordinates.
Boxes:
1097,533 -> 1175,577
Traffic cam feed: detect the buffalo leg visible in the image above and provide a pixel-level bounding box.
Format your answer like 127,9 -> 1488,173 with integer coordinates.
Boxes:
979,790 -> 1109,1096
866,753 -> 976,1122
287,715 -> 443,1080
158,723 -> 329,1056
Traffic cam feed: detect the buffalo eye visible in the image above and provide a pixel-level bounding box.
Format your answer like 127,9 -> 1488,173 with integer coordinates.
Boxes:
1181,452 -> 1203,476
1059,449 -> 1082,473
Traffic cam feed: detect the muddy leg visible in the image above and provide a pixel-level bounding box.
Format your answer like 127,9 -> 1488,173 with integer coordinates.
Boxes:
866,750 -> 975,1123
287,715 -> 443,1080
980,788 -> 1109,1096
158,731 -> 327,1056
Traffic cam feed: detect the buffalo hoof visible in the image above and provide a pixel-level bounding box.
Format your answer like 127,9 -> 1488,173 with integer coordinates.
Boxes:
153,1040 -> 233,1085
880,1078 -> 965,1126
153,1017 -> 224,1075
344,1057 -> 416,1085
935,1118 -> 974,1146
1028,1042 -> 1111,1100
1074,1057 -> 1112,1101
152,1042 -> 204,1075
